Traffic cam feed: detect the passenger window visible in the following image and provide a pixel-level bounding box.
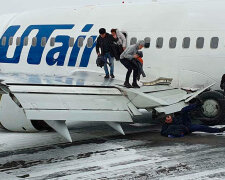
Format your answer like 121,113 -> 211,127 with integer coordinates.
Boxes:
78,37 -> 84,48
32,37 -> 37,46
41,37 -> 47,47
23,37 -> 28,46
156,37 -> 163,48
169,37 -> 177,49
210,37 -> 219,49
130,37 -> 137,45
16,37 -> 21,46
144,37 -> 150,48
1,36 -> 6,46
69,37 -> 74,47
50,37 -> 55,47
32,37 -> 37,47
196,37 -> 204,49
182,37 -> 190,48
9,37 -> 13,46
87,37 -> 93,48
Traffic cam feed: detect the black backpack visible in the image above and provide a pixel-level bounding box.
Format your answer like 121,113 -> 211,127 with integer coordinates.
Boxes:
96,56 -> 106,68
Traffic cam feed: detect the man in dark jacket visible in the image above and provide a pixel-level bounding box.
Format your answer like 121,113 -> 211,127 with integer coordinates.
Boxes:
96,28 -> 116,79
161,99 -> 225,137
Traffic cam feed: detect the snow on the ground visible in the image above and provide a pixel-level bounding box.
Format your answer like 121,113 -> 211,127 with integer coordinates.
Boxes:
0,124 -> 225,179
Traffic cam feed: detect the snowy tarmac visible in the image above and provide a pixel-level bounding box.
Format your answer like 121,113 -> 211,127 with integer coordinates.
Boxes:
0,123 -> 225,180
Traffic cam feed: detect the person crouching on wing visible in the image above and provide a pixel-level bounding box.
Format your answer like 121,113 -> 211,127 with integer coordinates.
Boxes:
120,40 -> 145,88
161,98 -> 225,138
96,28 -> 116,79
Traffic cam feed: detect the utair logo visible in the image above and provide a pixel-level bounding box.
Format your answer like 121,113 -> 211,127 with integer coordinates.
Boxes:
0,24 -> 97,67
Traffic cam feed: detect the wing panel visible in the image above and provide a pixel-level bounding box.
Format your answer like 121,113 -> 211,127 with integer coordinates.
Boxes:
9,86 -> 122,95
25,110 -> 133,122
14,94 -> 129,111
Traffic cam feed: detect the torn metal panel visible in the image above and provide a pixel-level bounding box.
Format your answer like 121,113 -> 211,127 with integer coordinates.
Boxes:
185,83 -> 216,103
145,88 -> 188,104
120,87 -> 188,109
155,101 -> 187,115
142,77 -> 173,86
119,87 -> 169,108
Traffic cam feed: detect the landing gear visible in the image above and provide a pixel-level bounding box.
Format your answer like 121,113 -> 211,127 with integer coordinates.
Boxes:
197,91 -> 225,125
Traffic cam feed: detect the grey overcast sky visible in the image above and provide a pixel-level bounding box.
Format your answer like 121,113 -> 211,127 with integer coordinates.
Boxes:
0,0 -> 144,14
0,0 -> 211,15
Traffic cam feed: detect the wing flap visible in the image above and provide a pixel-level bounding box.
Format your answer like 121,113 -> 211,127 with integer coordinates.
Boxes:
14,94 -> 130,111
25,110 -> 133,122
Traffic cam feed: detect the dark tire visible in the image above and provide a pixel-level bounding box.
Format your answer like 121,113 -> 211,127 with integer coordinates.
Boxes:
197,91 -> 225,125
215,90 -> 225,96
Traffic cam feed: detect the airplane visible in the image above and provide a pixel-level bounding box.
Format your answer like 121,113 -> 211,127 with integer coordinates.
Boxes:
0,0 -> 224,142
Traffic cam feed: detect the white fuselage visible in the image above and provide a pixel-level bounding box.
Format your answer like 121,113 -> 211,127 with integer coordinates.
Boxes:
0,1 -> 224,89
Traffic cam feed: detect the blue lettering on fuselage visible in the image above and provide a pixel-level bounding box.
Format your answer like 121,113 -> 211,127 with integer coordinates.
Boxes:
0,24 -> 96,67
68,35 -> 86,67
80,35 -> 97,67
46,35 -> 70,66
0,25 -> 20,64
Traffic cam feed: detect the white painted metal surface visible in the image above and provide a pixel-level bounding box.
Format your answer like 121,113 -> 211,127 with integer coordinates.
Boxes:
155,101 -> 187,115
25,110 -> 133,122
146,89 -> 188,104
0,1 -> 223,90
0,80 -> 211,141
185,83 -> 216,103
119,86 -> 190,109
9,86 -> 122,95
139,85 -> 176,93
105,122 -> 125,135
0,0 -> 223,141
0,95 -> 37,132
15,94 -> 128,110
45,120 -> 72,142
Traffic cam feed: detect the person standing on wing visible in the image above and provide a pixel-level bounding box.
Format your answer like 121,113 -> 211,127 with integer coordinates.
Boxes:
120,40 -> 145,88
111,29 -> 127,51
96,28 -> 116,79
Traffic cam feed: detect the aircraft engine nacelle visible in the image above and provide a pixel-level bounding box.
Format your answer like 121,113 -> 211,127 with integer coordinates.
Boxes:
0,94 -> 41,132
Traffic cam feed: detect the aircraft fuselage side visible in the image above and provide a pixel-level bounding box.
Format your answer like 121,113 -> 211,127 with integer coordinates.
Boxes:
0,2 -> 224,89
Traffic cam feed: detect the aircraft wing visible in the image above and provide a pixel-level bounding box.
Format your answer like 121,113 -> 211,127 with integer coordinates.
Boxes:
0,72 -> 213,142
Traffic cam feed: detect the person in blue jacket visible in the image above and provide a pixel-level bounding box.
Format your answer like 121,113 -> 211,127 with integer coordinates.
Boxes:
161,99 -> 225,138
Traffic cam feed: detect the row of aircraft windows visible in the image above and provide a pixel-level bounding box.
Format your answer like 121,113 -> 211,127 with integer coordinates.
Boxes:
133,37 -> 219,49
1,36 -> 94,48
0,36 -> 220,49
